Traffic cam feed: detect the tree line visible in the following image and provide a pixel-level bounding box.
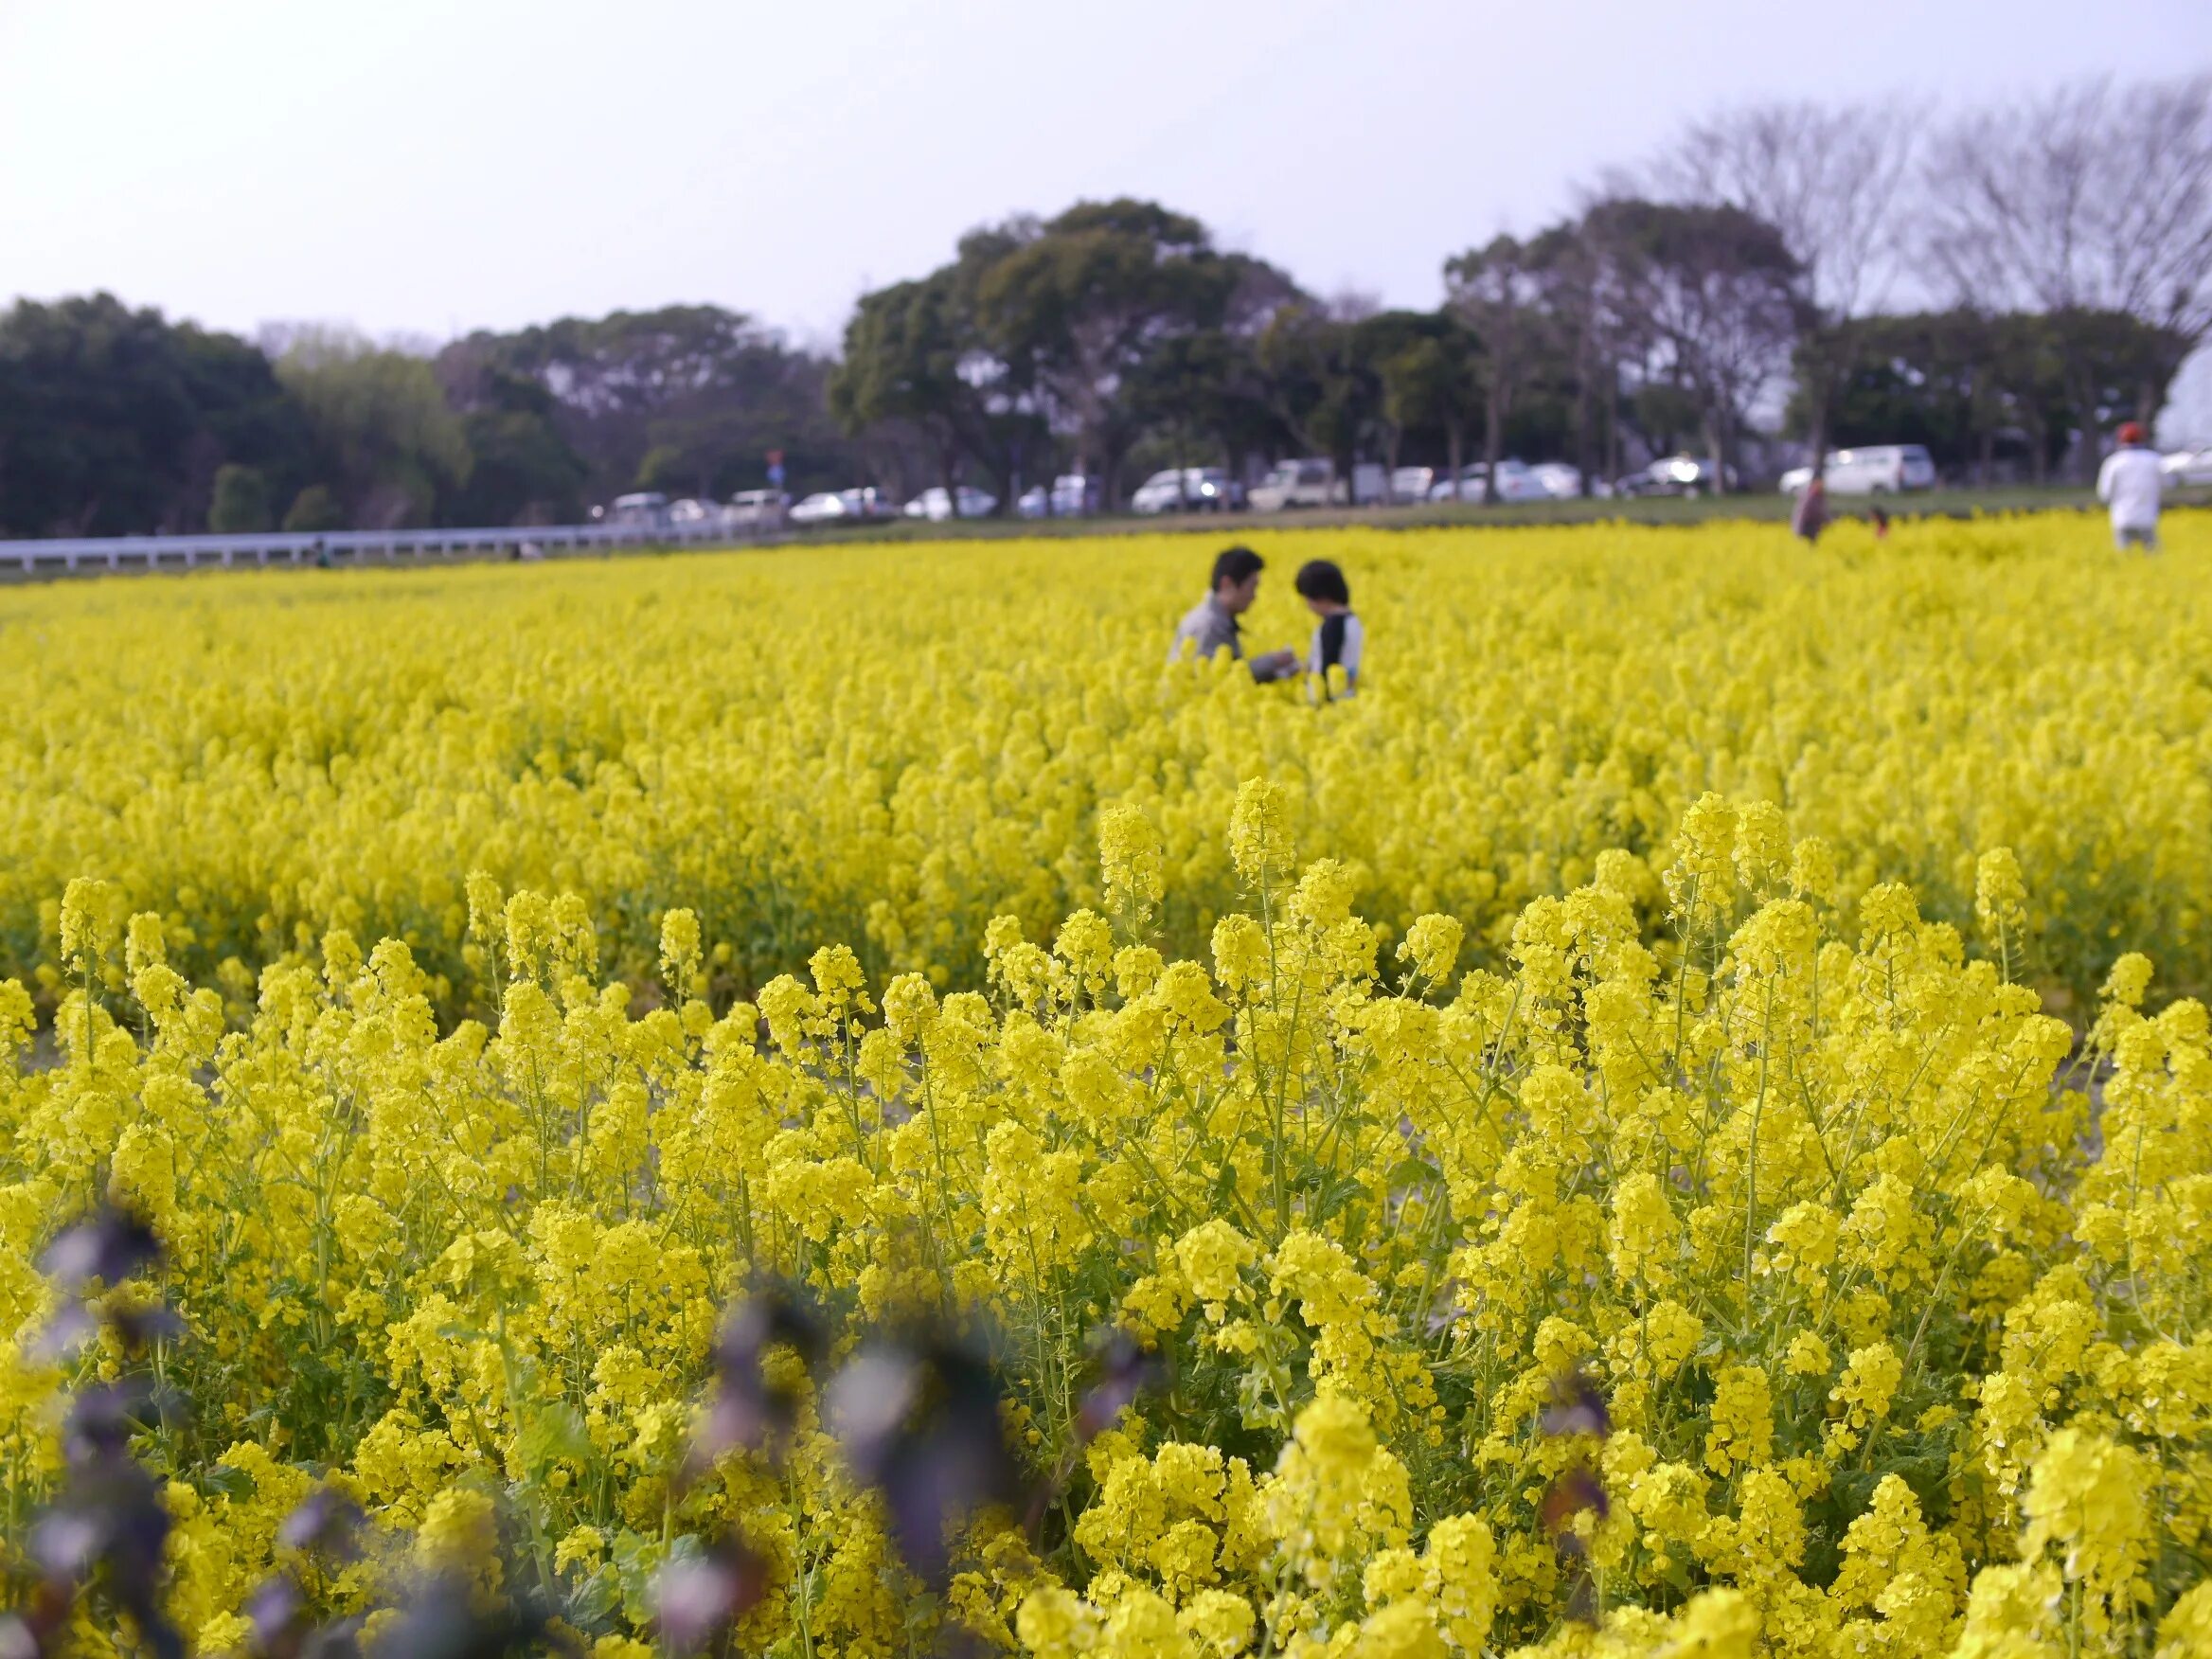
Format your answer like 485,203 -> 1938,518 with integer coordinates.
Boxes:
0,301 -> 852,538
2,73 -> 2205,537
830,76 -> 2209,507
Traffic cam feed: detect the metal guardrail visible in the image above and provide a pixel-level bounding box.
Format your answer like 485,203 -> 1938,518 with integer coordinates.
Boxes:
0,519 -> 760,578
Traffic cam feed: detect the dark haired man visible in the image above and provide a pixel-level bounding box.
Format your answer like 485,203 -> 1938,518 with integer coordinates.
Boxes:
1168,546 -> 1300,681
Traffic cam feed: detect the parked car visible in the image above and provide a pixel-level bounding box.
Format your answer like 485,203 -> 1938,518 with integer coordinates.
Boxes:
1388,466 -> 1436,504
1615,455 -> 1739,498
1529,462 -> 1589,500
2162,446 -> 2212,488
1777,445 -> 1937,495
608,491 -> 669,526
1426,461 -> 1551,504
903,486 -> 999,521
668,497 -> 713,526
1249,457 -> 1338,511
841,487 -> 901,521
1020,474 -> 1103,517
726,489 -> 788,528
1250,457 -> 1394,509
790,489 -> 897,526
1132,468 -> 1237,514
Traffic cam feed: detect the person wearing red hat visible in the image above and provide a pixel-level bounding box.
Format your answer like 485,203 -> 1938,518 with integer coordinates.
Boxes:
2097,420 -> 2166,551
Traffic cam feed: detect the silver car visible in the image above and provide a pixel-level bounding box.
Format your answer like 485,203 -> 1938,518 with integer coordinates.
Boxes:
1132,468 -> 1236,514
902,486 -> 999,521
726,489 -> 789,527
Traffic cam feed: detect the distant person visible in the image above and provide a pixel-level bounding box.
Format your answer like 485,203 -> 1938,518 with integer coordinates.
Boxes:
1791,476 -> 1828,544
1169,546 -> 1299,681
1869,505 -> 1891,540
2098,421 -> 2165,551
1293,559 -> 1364,699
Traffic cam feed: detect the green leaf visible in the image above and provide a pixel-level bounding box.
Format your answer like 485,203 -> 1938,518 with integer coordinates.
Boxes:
612,1528 -> 677,1626
203,1462 -> 254,1499
517,1400 -> 593,1477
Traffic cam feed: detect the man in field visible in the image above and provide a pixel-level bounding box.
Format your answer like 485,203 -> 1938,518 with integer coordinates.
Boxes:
2097,421 -> 2165,552
1168,545 -> 1300,681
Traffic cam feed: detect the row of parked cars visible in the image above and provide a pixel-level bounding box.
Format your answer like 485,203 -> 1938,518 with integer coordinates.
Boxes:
606,457 -> 1714,532
613,438 -> 2202,530
1133,457 -> 1602,510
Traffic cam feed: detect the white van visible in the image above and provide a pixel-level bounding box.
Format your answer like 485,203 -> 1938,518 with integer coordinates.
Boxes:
1249,458 -> 1388,510
1249,458 -> 1338,511
1780,446 -> 1936,494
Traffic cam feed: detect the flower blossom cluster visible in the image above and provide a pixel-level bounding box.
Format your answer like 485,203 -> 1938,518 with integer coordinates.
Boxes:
3,790 -> 2211,1654
4,516 -> 2209,1023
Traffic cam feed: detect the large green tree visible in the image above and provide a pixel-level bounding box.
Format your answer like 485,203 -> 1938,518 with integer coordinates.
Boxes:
827,257 -> 1046,513
1801,308 -> 2185,482
443,306 -> 859,503
0,294 -> 310,536
1370,317 -> 1479,497
1256,303 -> 1382,491
1340,311 -> 1461,495
974,201 -> 1241,507
276,329 -> 473,529
1122,254 -> 1306,490
206,464 -> 273,533
435,349 -> 589,525
1580,199 -> 1806,491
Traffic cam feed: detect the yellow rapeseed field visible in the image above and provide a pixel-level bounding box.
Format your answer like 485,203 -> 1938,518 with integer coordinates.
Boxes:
6,517 -> 2212,1656
4,515 -> 2210,1016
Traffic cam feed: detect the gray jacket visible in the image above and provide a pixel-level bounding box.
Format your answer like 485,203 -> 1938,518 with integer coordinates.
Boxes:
1168,594 -> 1242,664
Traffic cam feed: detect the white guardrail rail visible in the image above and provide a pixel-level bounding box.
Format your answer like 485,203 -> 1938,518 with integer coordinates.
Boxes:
0,519 -> 762,578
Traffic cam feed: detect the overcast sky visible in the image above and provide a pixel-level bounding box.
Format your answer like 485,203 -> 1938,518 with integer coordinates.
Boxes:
4,0 -> 2211,354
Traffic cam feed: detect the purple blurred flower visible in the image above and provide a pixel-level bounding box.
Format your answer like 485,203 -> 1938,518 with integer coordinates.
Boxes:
830,1338 -> 1020,1590
655,1542 -> 767,1653
41,1208 -> 161,1293
1541,1366 -> 1612,1440
1075,1332 -> 1160,1441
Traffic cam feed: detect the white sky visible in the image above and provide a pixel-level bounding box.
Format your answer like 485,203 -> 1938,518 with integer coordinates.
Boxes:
4,0 -> 2210,387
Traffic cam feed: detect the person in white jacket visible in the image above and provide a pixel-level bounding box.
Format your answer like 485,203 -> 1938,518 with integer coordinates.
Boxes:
2097,421 -> 2166,551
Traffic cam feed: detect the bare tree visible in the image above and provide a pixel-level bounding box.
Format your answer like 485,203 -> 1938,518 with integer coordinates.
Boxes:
1921,74 -> 2212,473
1583,201 -> 1805,493
1325,287 -> 1383,324
1445,235 -> 1544,502
1650,98 -> 1919,479
1525,220 -> 1642,492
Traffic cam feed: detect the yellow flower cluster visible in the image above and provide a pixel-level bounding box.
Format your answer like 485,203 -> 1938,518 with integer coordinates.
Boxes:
6,790 -> 2212,1653
3,514 -> 2209,1021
